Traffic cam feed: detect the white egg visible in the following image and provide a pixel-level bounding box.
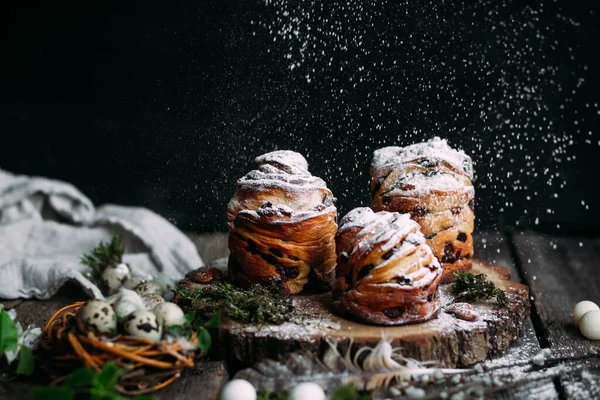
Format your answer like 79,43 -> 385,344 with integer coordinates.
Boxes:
113,299 -> 141,320
142,294 -> 165,310
579,310 -> 600,340
101,263 -> 131,295
152,302 -> 186,329
123,310 -> 163,342
572,300 -> 599,325
76,300 -> 117,336
220,379 -> 256,400
135,281 -> 164,297
289,382 -> 326,400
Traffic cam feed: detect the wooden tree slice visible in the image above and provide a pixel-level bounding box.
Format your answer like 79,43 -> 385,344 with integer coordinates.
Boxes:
217,259 -> 530,369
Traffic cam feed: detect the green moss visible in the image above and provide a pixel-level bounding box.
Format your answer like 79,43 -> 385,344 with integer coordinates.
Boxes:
174,280 -> 294,325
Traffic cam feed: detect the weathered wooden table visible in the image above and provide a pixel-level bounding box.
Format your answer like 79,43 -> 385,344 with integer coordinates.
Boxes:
2,232 -> 599,399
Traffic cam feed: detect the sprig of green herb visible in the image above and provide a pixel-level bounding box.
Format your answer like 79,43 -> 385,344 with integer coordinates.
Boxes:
166,311 -> 220,354
452,272 -> 509,308
257,390 -> 289,400
31,362 -> 154,400
174,280 -> 294,325
80,236 -> 125,281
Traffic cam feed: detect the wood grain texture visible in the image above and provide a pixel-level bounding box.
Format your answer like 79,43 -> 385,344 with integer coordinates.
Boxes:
475,232 -> 558,399
512,233 -> 600,399
218,259 -> 530,369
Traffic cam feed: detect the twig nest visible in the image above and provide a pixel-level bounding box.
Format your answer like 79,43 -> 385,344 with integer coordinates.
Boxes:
220,379 -> 256,400
289,382 -> 326,400
101,263 -> 131,295
135,281 -> 164,297
152,302 -> 185,329
113,299 -> 141,320
572,301 -> 599,325
580,310 -> 600,340
76,300 -> 117,336
123,310 -> 163,342
142,294 -> 165,310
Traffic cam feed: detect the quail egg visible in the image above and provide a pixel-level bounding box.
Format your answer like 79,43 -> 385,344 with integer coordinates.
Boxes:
76,300 -> 117,336
113,299 -> 141,320
135,281 -> 164,297
101,263 -> 131,295
152,302 -> 185,329
142,294 -> 165,310
123,310 -> 162,342
123,274 -> 152,290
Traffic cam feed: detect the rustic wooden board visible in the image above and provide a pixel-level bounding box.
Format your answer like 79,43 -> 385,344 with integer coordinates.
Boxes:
219,258 -> 530,369
475,232 -> 559,399
512,233 -> 600,399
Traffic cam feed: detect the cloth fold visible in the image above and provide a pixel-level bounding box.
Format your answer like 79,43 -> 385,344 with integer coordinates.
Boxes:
0,169 -> 204,300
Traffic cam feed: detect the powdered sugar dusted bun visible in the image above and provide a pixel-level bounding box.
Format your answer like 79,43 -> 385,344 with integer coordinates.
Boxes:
370,137 -> 475,282
227,150 -> 337,294
332,208 -> 442,326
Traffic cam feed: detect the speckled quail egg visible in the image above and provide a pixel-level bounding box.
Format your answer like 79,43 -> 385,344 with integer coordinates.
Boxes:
101,263 -> 131,295
123,310 -> 162,342
113,299 -> 141,320
289,382 -> 326,400
123,275 -> 152,290
220,379 -> 256,400
76,300 -> 117,336
572,300 -> 599,325
152,302 -> 185,329
142,294 -> 165,310
579,310 -> 600,340
135,281 -> 164,297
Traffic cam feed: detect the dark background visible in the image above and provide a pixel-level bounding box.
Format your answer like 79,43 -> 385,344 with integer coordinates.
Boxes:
2,0 -> 598,234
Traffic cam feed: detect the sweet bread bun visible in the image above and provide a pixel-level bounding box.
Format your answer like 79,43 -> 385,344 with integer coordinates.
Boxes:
332,208 -> 442,325
226,150 -> 337,294
370,137 -> 474,282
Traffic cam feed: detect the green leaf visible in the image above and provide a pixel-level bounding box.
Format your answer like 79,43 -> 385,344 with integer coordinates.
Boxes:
16,346 -> 34,376
65,367 -> 96,388
184,310 -> 197,324
31,386 -> 74,400
203,314 -> 221,329
95,362 -> 124,391
0,309 -> 18,353
198,329 -> 211,353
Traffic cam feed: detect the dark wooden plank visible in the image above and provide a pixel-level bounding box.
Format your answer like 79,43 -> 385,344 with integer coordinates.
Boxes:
158,360 -> 228,400
475,232 -> 558,399
512,233 -> 600,399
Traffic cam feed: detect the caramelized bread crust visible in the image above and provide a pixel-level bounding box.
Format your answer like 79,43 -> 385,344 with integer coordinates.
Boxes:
332,208 -> 442,325
370,138 -> 475,282
227,150 -> 337,294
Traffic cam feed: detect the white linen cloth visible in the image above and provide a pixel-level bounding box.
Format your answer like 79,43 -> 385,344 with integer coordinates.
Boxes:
0,168 -> 204,300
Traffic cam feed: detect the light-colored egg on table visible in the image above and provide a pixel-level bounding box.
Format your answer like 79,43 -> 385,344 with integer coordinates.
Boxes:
135,281 -> 164,297
142,294 -> 165,310
76,300 -> 117,336
572,300 -> 599,325
289,382 -> 326,400
579,310 -> 600,340
101,263 -> 131,294
152,302 -> 186,329
220,379 -> 257,400
123,310 -> 163,342
113,299 -> 141,320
